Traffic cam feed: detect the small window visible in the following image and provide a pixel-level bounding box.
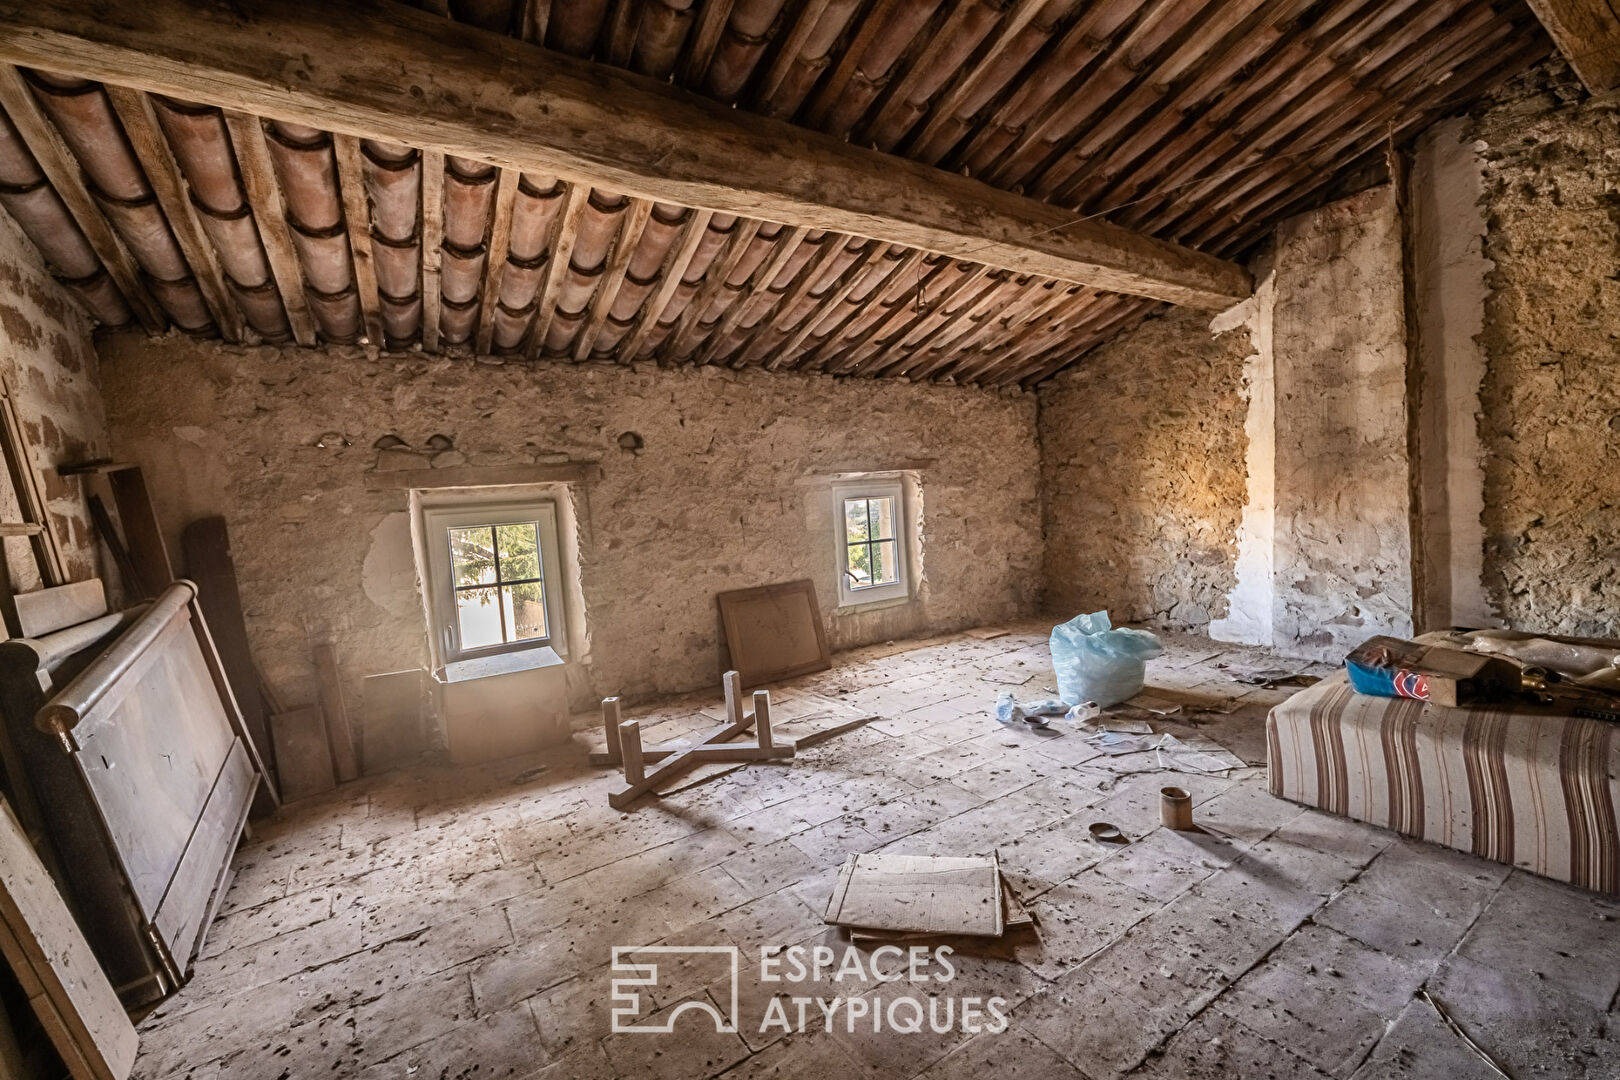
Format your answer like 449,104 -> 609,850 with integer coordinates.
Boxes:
423,500 -> 566,664
833,480 -> 909,607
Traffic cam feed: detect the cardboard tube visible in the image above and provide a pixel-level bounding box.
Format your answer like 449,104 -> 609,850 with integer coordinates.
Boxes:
1160,786 -> 1193,830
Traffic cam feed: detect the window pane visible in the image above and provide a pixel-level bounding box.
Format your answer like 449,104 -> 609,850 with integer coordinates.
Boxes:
496,522 -> 541,581
455,585 -> 504,649
870,496 -> 896,542
449,527 -> 498,586
844,498 -> 871,542
504,581 -> 548,641
846,541 -> 873,586
870,539 -> 899,586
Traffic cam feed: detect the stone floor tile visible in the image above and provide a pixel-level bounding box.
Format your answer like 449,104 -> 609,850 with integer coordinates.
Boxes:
1454,869 -> 1620,1009
1012,967 -> 1181,1079
1020,871 -> 1160,980
1314,878 -> 1473,970
918,1026 -> 1087,1080
356,1001 -> 548,1079
600,991 -> 753,1078
1427,954 -> 1619,1078
1132,1009 -> 1331,1079
1347,998 -> 1508,1080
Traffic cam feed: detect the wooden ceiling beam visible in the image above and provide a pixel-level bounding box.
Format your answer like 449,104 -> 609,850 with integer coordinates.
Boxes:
617,207 -> 714,362
574,195 -> 653,360
0,0 -> 1251,310
103,85 -> 242,340
695,224 -> 810,366
220,109 -> 317,346
420,148 -> 445,351
331,133 -> 385,347
475,167 -> 519,355
1523,0 -> 1620,92
526,181 -> 588,360
0,66 -> 167,333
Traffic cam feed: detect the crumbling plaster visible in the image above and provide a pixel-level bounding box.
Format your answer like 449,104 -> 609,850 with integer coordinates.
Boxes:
0,210 -> 109,590
1473,62 -> 1620,636
97,333 -> 1041,716
1269,184 -> 1415,661
1037,305 -> 1250,631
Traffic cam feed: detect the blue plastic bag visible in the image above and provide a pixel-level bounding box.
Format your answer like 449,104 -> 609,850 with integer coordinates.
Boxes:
1050,611 -> 1163,707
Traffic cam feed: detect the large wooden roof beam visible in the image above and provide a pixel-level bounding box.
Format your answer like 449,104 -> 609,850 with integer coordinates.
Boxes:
1522,0 -> 1620,93
0,0 -> 1252,311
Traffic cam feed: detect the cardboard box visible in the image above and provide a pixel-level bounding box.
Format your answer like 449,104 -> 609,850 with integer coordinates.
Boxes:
1345,635 -> 1521,708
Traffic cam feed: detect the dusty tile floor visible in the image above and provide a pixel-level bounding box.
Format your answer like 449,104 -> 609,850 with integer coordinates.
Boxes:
134,624 -> 1620,1079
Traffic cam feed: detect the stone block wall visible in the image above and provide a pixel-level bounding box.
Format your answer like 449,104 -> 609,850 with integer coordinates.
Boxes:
1037,306 -> 1250,630
1474,63 -> 1620,636
97,334 -> 1042,715
0,211 -> 109,591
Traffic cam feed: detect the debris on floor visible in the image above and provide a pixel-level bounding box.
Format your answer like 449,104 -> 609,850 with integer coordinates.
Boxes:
1051,609 -> 1163,706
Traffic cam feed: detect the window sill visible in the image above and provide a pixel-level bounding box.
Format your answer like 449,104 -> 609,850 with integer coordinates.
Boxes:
440,645 -> 564,684
835,594 -> 914,615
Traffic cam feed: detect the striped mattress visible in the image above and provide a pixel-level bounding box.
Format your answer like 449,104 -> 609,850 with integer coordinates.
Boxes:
1267,673 -> 1620,895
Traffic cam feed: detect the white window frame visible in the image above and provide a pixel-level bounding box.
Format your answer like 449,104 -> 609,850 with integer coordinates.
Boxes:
832,479 -> 910,608
422,498 -> 568,666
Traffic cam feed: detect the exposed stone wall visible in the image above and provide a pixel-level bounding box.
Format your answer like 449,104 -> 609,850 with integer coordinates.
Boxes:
1038,306 -> 1249,630
1473,63 -> 1620,636
96,333 -> 1041,715
0,211 -> 108,591
1270,185 -> 1414,660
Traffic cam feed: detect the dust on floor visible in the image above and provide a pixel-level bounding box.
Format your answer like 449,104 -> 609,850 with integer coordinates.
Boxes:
133,624 -> 1620,1079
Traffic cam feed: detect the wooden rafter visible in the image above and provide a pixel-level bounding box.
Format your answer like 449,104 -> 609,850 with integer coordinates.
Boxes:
681,0 -> 736,87
783,248 -> 926,372
724,232 -> 851,368
661,218 -> 763,361
222,109 -> 317,346
526,181 -> 588,359
1523,0 -> 1620,92
103,86 -> 241,340
475,167 -> 519,355
331,133 -> 384,346
617,207 -> 714,362
902,0 -> 1051,160
0,0 -> 1251,310
695,224 -> 809,366
0,65 -> 166,332
841,265 -> 994,376
574,196 -> 653,360
761,243 -> 890,370
420,148 -> 444,351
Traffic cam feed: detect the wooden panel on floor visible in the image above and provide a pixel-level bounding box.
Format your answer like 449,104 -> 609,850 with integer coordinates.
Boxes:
823,853 -> 1005,938
0,797 -> 137,1080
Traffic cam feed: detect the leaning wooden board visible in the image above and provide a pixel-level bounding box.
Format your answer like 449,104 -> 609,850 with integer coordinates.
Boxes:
0,796 -> 137,1080
183,516 -> 277,796
716,579 -> 831,688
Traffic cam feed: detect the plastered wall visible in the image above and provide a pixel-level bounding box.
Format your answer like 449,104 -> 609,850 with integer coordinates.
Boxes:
1037,306 -> 1250,630
1269,185 -> 1414,660
1474,63 -> 1620,636
0,211 -> 109,591
96,333 -> 1041,714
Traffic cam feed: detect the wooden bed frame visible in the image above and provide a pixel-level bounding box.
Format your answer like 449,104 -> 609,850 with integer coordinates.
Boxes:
0,580 -> 270,1006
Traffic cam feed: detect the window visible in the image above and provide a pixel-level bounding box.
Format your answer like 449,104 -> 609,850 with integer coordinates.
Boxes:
833,480 -> 909,607
422,500 -> 567,664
